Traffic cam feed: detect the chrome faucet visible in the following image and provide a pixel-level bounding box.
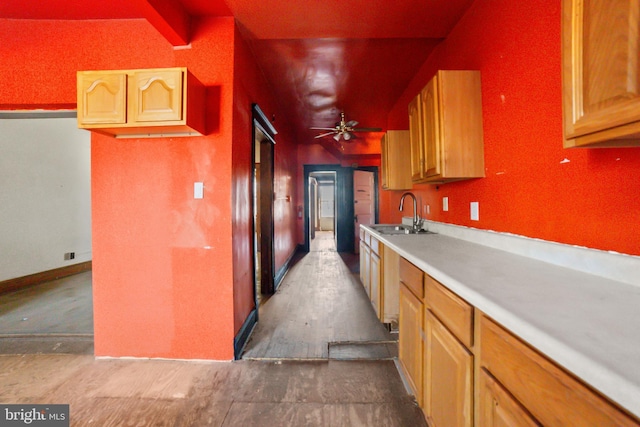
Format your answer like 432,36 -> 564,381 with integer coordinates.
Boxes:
399,192 -> 423,232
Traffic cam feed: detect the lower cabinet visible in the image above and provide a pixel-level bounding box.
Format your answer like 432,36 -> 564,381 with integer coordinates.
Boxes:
480,315 -> 639,427
359,228 -> 400,325
424,311 -> 473,427
399,283 -> 424,406
361,241 -> 370,297
479,368 -> 541,427
397,256 -> 640,427
370,250 -> 381,317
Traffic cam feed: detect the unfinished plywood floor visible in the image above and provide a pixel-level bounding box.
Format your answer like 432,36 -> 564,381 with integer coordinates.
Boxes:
0,355 -> 425,426
242,231 -> 392,360
0,231 -> 425,425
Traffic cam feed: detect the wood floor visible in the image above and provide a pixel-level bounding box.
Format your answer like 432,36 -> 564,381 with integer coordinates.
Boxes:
0,231 -> 426,426
244,231 -> 393,360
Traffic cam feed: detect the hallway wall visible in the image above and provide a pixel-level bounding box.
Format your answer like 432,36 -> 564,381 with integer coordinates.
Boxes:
0,116 -> 91,282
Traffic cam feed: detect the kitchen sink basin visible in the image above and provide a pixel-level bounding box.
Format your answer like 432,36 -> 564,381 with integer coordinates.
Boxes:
368,224 -> 434,235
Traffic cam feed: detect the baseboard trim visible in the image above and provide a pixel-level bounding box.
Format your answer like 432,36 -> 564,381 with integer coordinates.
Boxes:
0,261 -> 92,295
274,244 -> 303,290
234,308 -> 257,360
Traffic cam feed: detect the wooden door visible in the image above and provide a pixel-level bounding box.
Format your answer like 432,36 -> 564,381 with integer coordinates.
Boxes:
563,0 -> 640,145
424,310 -> 473,427
408,94 -> 424,182
399,283 -> 424,405
353,170 -> 374,247
259,140 -> 275,294
77,71 -> 127,125
420,75 -> 441,179
130,69 -> 183,123
479,369 -> 541,427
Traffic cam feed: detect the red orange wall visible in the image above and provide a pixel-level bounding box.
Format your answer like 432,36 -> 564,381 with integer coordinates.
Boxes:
384,0 -> 640,256
0,17 -> 301,360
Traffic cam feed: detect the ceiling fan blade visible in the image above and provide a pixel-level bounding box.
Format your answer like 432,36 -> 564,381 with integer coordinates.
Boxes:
310,127 -> 338,131
345,120 -> 359,127
315,131 -> 337,138
353,127 -> 382,132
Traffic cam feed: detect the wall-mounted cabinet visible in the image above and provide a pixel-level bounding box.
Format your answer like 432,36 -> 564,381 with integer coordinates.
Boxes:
381,130 -> 412,190
408,70 -> 484,183
77,67 -> 206,138
562,0 -> 640,148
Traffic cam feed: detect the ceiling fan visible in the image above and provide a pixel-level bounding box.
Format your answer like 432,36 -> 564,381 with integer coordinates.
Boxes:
311,112 -> 382,142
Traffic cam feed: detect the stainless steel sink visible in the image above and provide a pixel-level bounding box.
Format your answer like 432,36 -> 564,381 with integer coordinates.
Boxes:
368,224 -> 434,235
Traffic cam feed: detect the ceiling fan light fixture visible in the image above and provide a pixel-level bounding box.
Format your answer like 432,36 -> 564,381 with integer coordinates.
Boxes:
333,133 -> 341,142
343,132 -> 352,141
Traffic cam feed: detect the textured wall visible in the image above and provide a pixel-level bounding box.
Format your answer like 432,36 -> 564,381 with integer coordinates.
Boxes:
384,0 -> 640,256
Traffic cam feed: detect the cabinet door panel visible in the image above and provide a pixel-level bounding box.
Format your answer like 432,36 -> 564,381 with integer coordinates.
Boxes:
399,284 -> 424,405
424,311 -> 472,427
563,0 -> 640,144
78,72 -> 126,125
420,76 -> 441,178
479,369 -> 541,427
359,240 -> 367,286
131,69 -> 183,123
408,94 -> 425,182
370,251 -> 381,318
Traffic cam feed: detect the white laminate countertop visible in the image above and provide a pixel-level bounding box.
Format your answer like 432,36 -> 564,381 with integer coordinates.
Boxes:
362,225 -> 640,419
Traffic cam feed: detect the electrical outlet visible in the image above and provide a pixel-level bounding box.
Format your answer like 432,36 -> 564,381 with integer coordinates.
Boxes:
470,202 -> 479,221
194,182 -> 204,199
443,197 -> 449,211
424,204 -> 430,215
64,252 -> 75,260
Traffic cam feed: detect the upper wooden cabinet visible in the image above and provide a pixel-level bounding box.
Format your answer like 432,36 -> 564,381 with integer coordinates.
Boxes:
562,0 -> 640,147
408,70 -> 485,183
380,130 -> 412,190
77,67 -> 206,138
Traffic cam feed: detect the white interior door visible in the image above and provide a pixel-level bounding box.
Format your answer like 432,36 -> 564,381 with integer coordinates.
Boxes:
354,170 -> 375,253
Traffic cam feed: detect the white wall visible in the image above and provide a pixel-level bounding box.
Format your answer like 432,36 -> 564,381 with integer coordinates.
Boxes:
0,115 -> 91,281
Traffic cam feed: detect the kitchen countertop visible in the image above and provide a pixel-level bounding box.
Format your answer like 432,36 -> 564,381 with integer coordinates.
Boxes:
362,224 -> 640,419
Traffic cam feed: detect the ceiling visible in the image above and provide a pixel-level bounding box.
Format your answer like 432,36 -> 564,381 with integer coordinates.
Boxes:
1,0 -> 474,146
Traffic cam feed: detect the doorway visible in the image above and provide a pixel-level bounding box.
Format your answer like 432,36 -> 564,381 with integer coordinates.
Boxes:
252,105 -> 277,306
303,165 -> 379,254
309,171 -> 337,250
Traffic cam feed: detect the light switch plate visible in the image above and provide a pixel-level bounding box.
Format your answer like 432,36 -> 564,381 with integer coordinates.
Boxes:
194,182 -> 204,199
470,202 -> 479,221
443,197 -> 449,212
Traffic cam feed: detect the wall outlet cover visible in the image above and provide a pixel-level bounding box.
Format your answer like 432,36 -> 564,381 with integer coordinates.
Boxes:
470,202 -> 479,221
443,197 -> 449,211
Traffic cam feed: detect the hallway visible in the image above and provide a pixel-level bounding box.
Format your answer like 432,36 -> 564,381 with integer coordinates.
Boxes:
243,231 -> 394,360
0,232 -> 426,426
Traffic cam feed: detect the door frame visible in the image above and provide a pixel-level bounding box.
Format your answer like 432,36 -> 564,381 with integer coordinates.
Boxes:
235,104 -> 277,359
252,104 -> 277,296
303,164 -> 379,253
